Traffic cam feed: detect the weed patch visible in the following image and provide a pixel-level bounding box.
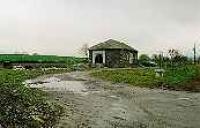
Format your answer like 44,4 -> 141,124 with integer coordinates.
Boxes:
90,66 -> 200,91
0,69 -> 67,127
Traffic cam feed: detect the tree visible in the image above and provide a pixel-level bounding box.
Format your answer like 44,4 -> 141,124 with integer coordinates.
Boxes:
79,43 -> 89,57
152,54 -> 164,68
168,49 -> 188,67
169,49 -> 179,60
139,54 -> 150,61
152,54 -> 159,62
139,54 -> 156,67
33,53 -> 39,55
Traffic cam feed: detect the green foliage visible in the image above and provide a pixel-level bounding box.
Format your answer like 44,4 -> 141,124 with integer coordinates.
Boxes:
0,69 -> 65,127
152,49 -> 190,68
139,54 -> 150,61
163,65 -> 200,87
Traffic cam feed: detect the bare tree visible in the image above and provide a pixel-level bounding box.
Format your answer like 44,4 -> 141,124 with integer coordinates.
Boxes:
169,49 -> 179,60
168,49 -> 188,67
79,43 -> 89,57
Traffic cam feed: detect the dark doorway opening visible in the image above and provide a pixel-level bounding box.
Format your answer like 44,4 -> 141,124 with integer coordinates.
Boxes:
95,54 -> 103,63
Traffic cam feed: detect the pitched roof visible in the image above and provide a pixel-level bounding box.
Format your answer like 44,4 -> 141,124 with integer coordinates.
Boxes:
89,39 -> 138,52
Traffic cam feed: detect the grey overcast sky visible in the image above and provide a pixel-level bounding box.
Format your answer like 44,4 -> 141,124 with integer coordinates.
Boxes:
0,0 -> 200,56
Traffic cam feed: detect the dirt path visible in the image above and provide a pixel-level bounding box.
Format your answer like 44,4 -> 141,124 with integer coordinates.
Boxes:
27,71 -> 200,128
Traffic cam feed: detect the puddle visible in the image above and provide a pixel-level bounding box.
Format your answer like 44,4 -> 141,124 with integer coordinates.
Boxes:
26,77 -> 87,93
43,77 -> 61,83
26,77 -> 61,84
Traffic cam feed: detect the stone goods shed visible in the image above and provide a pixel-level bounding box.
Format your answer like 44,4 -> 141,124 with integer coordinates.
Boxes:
89,39 -> 138,68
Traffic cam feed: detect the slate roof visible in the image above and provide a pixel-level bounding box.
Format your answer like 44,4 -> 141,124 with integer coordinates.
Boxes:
89,39 -> 137,52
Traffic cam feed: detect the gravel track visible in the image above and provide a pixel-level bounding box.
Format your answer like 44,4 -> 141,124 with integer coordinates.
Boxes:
27,71 -> 200,128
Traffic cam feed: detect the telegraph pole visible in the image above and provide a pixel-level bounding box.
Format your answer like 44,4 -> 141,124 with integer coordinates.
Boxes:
159,51 -> 164,68
194,43 -> 196,64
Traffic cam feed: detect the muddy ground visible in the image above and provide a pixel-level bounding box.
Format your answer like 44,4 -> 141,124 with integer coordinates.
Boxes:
27,71 -> 200,128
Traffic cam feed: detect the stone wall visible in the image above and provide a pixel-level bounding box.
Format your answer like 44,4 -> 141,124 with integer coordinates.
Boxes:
106,50 -> 138,68
89,49 -> 138,68
105,50 -> 121,68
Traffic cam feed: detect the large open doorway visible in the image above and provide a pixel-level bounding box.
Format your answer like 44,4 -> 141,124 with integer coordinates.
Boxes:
95,54 -> 103,64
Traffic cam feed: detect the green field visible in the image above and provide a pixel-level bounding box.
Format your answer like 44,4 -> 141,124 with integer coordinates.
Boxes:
0,54 -> 85,63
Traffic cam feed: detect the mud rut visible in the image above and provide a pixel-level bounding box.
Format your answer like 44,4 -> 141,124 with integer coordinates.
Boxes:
27,71 -> 200,128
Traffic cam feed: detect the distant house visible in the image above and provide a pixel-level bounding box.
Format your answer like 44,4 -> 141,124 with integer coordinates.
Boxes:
89,39 -> 138,68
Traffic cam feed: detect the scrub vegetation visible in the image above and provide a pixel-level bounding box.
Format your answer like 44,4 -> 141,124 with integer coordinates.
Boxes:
91,68 -> 160,87
91,65 -> 200,91
0,69 -> 69,127
163,65 -> 200,91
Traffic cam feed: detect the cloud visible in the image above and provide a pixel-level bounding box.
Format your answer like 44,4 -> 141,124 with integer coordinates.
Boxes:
0,0 -> 199,56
